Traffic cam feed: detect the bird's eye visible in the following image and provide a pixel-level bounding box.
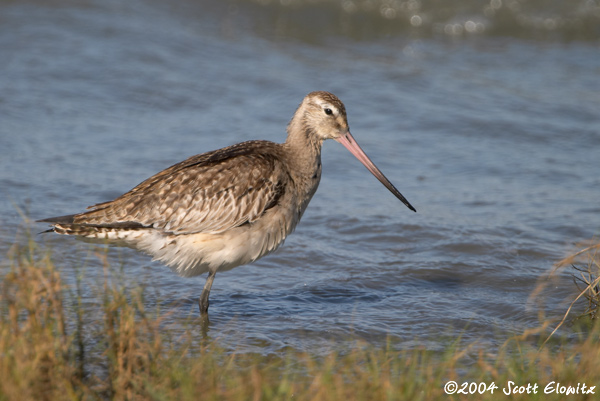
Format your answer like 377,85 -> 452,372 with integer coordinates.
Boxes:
324,108 -> 333,115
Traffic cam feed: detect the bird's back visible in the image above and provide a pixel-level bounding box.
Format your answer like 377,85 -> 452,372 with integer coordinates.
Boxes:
43,140 -> 290,234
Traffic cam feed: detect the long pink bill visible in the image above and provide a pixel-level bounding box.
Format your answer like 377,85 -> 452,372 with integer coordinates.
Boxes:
335,131 -> 416,212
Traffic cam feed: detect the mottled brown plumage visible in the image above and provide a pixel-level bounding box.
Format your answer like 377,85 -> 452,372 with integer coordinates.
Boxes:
73,141 -> 289,234
39,91 -> 415,314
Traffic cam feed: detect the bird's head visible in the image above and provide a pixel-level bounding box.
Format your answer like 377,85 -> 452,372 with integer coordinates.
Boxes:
288,91 -> 416,213
299,91 -> 350,142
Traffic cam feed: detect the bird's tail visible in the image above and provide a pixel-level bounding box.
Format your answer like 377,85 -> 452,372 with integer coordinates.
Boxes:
38,216 -> 150,247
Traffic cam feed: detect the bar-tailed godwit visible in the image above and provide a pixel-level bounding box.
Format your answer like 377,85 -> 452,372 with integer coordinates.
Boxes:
39,91 -> 416,314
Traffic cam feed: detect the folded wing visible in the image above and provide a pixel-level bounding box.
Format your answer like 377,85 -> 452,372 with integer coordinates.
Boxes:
48,141 -> 289,235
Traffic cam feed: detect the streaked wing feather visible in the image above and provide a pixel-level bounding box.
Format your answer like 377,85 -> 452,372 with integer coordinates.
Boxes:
73,141 -> 288,235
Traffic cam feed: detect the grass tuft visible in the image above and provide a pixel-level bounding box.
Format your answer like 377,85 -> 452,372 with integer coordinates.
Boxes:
569,241 -> 600,320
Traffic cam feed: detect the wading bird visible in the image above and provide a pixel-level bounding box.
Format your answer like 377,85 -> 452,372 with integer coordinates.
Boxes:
39,91 -> 416,314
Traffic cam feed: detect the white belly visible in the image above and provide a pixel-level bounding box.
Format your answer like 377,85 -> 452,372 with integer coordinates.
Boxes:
110,205 -> 296,277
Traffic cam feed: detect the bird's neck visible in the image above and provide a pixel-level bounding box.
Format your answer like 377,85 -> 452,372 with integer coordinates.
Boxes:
283,115 -> 323,212
284,116 -> 323,175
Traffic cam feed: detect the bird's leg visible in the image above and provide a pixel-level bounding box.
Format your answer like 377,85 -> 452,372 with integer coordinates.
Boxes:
198,271 -> 216,315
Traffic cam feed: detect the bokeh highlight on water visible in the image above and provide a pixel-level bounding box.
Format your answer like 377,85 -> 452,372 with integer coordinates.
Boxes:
232,0 -> 600,41
1,0 -> 599,353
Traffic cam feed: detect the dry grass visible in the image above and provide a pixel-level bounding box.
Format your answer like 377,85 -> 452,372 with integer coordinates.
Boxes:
1,234 -> 600,400
529,239 -> 600,347
569,242 -> 600,320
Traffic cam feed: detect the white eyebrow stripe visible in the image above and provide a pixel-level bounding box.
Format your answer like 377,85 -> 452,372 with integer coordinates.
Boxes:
315,100 -> 339,115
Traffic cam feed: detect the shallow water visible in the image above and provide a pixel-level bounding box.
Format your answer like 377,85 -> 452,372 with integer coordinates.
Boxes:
1,0 -> 599,353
